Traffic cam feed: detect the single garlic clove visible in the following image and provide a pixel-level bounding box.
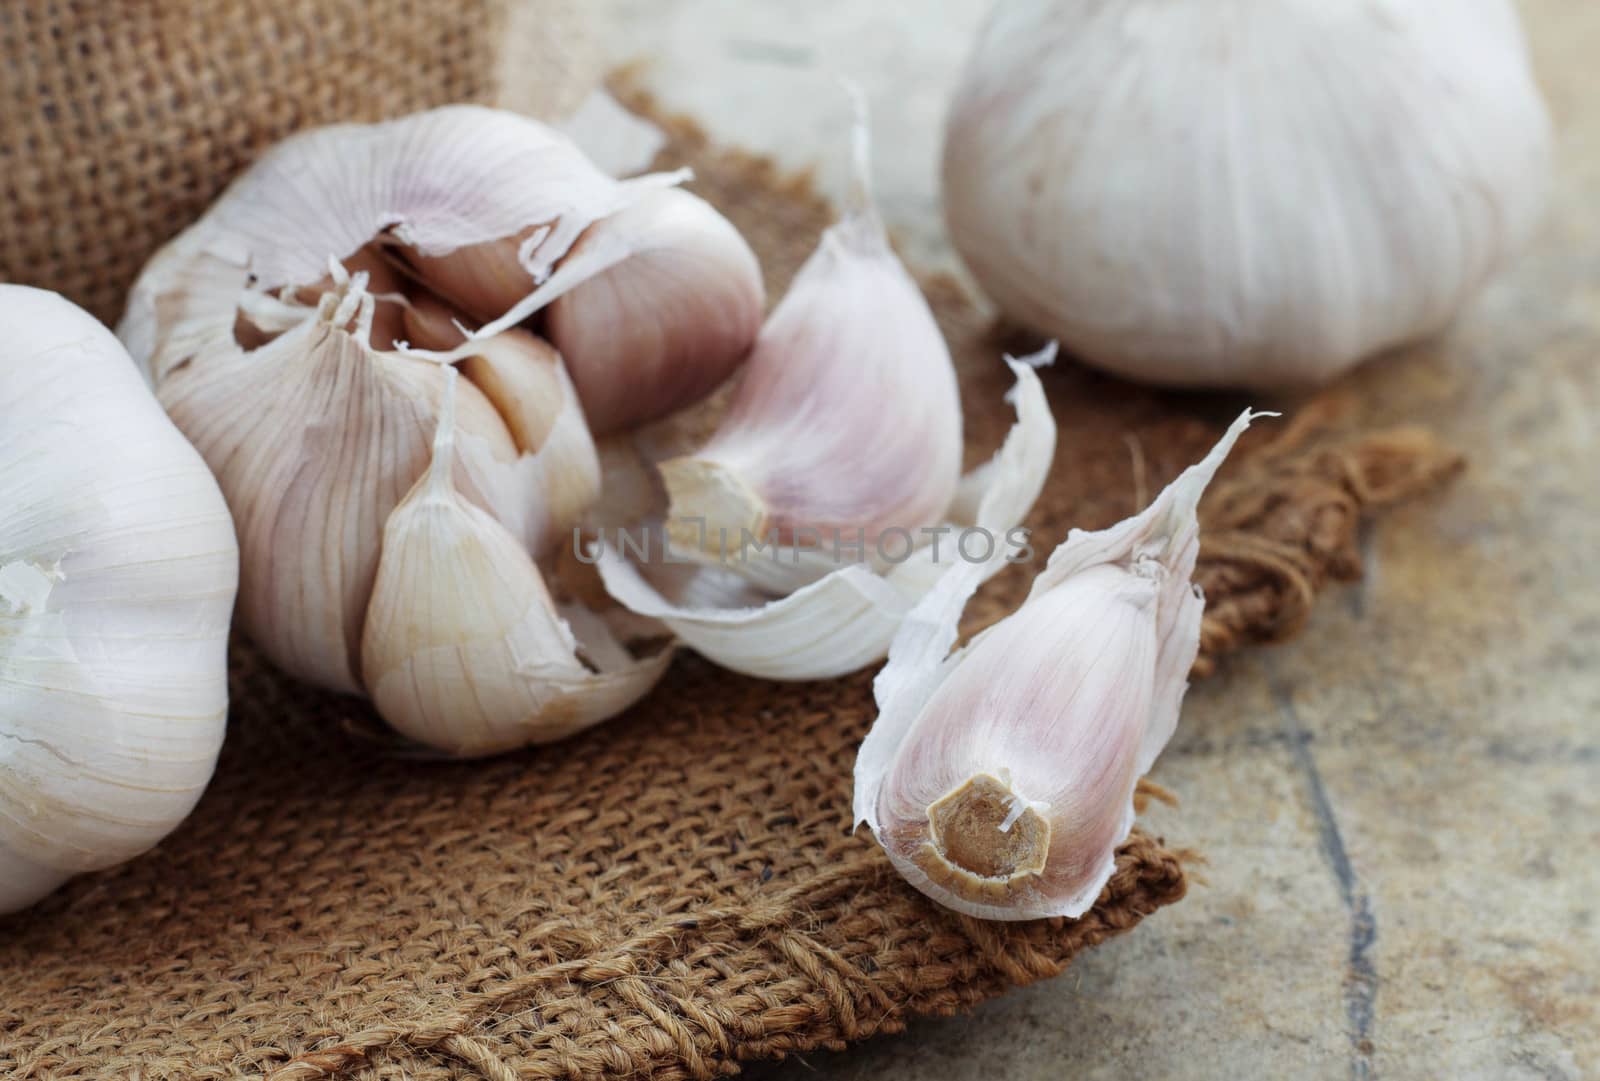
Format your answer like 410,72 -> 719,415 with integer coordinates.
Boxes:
400,291 -> 601,557
1,285 -> 238,914
401,224 -> 548,326
597,356 -> 1055,680
457,331 -> 603,555
400,289 -> 470,351
546,188 -> 764,434
869,566 -> 1155,918
854,409 -> 1268,920
360,374 -> 672,757
402,288 -> 575,461
458,331 -> 568,455
659,106 -> 961,559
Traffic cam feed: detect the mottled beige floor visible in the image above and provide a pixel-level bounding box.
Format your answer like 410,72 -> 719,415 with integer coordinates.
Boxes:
592,3 -> 1600,1078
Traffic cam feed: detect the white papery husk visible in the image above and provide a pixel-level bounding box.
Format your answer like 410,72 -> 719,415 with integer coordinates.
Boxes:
943,0 -> 1551,389
854,408 -> 1267,920
1,285 -> 238,914
596,353 -> 1056,681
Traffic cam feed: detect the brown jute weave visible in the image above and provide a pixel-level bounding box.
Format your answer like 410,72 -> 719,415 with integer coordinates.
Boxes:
0,21 -> 1463,1081
0,0 -> 597,326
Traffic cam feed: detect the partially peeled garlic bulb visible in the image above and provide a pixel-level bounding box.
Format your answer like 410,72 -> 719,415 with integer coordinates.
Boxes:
119,106 -> 703,751
661,111 -> 962,558
2,286 -> 238,914
855,410 -> 1266,919
943,0 -> 1551,388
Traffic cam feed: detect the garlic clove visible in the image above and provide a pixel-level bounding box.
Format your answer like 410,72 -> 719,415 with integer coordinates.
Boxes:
864,566 -> 1155,919
546,188 -> 764,434
854,409 -> 1267,920
458,331 -> 569,455
394,300 -> 594,555
659,103 -> 961,558
401,224 -> 548,326
445,324 -> 603,558
399,289 -> 471,352
1,285 -> 237,914
596,357 -> 1054,681
360,373 -> 672,757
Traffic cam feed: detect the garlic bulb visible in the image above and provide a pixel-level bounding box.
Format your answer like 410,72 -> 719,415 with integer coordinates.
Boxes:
855,409 -> 1266,920
1,285 -> 238,914
943,0 -> 1551,388
661,113 -> 962,559
119,106 -> 684,752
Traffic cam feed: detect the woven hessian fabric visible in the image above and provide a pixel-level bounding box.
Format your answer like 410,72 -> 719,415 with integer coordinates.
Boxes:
0,26 -> 1464,1081
0,0 -> 596,326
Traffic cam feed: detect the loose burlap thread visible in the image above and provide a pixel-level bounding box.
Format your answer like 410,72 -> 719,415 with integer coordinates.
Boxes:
0,15 -> 1463,1080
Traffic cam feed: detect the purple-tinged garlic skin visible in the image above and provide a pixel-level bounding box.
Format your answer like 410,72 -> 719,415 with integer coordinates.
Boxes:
875,565 -> 1155,918
548,189 -> 765,435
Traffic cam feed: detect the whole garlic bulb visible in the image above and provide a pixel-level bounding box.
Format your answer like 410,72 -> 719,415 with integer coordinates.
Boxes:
1,286 -> 238,914
943,0 -> 1552,388
118,107 -> 684,753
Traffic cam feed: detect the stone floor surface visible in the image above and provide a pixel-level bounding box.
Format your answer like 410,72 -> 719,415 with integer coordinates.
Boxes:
593,3 -> 1599,1078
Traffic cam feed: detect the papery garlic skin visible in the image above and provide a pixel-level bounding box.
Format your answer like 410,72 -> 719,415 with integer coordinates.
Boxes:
661,116 -> 962,557
0,286 -> 238,914
548,188 -> 764,435
855,409 -> 1265,920
943,0 -> 1551,389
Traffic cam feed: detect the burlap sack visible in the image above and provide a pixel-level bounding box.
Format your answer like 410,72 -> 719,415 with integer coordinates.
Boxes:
0,10 -> 1463,1078
0,0 -> 598,325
